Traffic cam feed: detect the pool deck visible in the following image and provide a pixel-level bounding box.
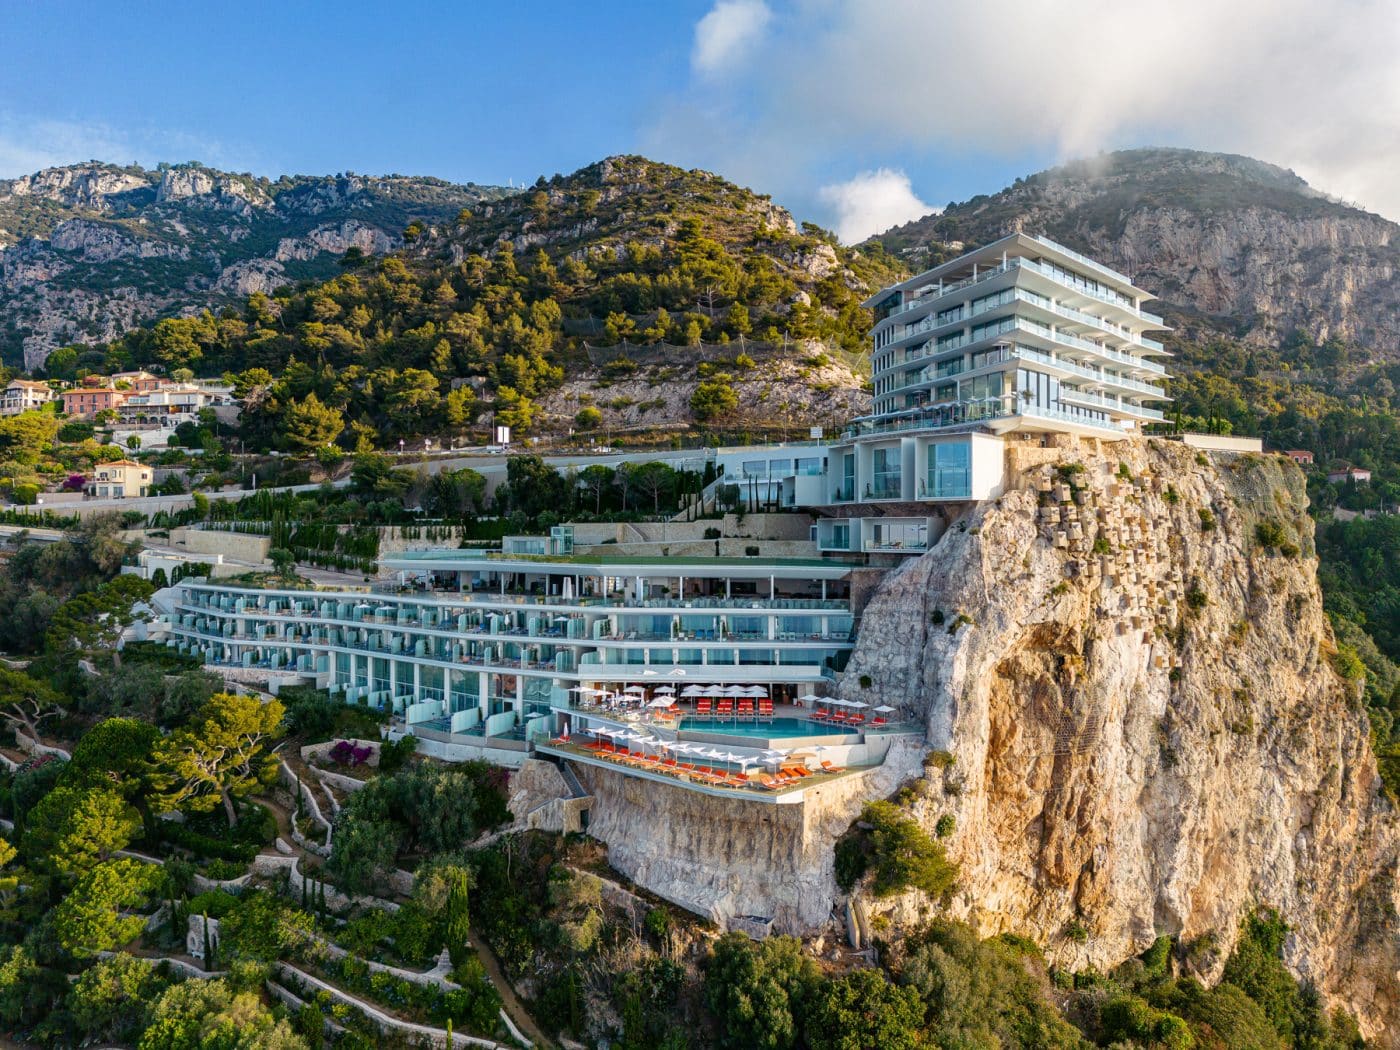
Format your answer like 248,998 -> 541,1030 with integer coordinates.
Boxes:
535,738 -> 873,805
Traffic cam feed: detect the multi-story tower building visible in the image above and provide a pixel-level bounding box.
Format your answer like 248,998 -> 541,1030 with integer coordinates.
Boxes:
863,232 -> 1170,437
805,234 -> 1171,555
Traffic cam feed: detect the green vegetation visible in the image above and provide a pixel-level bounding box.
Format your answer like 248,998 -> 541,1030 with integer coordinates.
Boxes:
59,157 -> 898,448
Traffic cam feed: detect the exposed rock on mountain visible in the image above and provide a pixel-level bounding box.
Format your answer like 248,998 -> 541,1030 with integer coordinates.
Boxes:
839,437 -> 1400,1043
873,148 -> 1400,354
0,161 -> 510,368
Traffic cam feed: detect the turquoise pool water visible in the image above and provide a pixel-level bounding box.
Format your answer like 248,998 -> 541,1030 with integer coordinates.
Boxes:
678,716 -> 853,738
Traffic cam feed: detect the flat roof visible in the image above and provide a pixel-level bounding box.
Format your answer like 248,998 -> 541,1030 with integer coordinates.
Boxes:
383,550 -> 851,578
864,232 -> 1156,307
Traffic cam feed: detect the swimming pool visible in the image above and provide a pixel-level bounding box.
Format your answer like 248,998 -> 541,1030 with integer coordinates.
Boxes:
678,716 -> 854,738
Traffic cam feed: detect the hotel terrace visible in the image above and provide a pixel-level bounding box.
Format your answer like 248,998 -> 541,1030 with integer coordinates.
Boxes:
166,536 -> 919,801
164,234 -> 1168,798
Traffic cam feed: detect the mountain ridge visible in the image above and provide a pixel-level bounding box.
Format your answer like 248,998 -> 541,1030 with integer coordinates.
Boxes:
0,160 -> 513,368
870,147 -> 1400,353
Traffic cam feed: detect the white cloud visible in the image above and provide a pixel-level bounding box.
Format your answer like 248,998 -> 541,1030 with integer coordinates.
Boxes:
692,0 -> 773,76
820,168 -> 935,242
0,112 -> 253,180
653,0 -> 1400,225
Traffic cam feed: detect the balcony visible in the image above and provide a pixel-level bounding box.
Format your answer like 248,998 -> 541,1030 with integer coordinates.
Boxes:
1058,388 -> 1166,420
1008,345 -> 1168,398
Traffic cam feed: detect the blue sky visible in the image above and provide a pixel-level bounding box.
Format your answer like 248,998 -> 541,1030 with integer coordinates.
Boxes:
3,1 -> 1397,239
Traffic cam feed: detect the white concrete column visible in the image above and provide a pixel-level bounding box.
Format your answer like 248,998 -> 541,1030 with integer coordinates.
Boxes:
478,674 -> 489,719
412,661 -> 421,699
514,675 -> 524,718
389,659 -> 398,698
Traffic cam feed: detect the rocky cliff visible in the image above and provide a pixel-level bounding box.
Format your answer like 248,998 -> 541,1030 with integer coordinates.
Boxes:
839,436 -> 1400,1043
0,162 -> 510,368
874,149 -> 1400,354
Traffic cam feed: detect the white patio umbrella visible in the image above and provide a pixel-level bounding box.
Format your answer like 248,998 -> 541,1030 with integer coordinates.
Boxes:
681,685 -> 706,697
847,700 -> 869,709
654,685 -> 677,694
745,685 -> 768,697
827,697 -> 851,707
624,684 -> 647,694
872,705 -> 897,713
724,685 -> 747,697
648,696 -> 677,708
798,693 -> 824,704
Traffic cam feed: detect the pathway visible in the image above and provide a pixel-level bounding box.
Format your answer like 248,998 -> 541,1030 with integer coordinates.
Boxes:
469,930 -> 552,1050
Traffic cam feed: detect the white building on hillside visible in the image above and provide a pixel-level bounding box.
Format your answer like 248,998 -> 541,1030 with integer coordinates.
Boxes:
798,234 -> 1170,554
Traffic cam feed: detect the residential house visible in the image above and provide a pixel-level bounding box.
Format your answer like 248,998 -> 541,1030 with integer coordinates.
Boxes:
1328,467 -> 1372,484
0,379 -> 54,416
86,459 -> 153,498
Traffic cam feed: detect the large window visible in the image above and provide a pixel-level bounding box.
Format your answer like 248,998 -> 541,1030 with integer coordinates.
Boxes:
870,447 -> 902,499
928,441 -> 971,499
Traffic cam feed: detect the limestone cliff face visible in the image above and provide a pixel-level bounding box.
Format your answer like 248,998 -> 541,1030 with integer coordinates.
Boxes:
0,162 -> 507,367
575,740 -> 925,932
839,438 -> 1400,1043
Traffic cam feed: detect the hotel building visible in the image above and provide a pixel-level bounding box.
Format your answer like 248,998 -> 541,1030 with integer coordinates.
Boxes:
799,233 -> 1170,556
163,233 -> 1165,796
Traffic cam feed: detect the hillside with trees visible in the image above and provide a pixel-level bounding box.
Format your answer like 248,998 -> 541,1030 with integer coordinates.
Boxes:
0,161 -> 512,369
43,156 -> 901,447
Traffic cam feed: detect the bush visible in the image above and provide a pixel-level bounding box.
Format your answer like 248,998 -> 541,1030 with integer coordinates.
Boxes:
574,406 -> 603,429
690,380 -> 738,422
861,800 -> 958,899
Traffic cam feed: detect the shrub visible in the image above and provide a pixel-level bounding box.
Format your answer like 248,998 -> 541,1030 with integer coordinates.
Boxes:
690,380 -> 738,422
1198,508 -> 1217,531
861,800 -> 958,899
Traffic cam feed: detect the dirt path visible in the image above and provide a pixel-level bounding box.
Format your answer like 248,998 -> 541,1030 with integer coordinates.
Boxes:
470,929 -> 552,1049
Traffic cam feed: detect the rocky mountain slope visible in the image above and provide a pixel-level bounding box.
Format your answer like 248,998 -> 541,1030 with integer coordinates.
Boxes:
0,161 -> 510,368
873,148 -> 1400,354
87,155 -> 898,445
840,438 -> 1400,1043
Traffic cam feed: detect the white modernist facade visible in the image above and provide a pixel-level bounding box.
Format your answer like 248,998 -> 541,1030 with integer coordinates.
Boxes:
792,233 -> 1170,555
167,550 -> 858,767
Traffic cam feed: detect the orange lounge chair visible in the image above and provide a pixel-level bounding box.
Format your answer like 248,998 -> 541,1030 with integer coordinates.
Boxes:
820,760 -> 846,774
696,698 -> 712,716
717,699 -> 733,717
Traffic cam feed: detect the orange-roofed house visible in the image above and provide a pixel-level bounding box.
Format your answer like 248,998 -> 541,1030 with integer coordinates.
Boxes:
86,460 -> 153,499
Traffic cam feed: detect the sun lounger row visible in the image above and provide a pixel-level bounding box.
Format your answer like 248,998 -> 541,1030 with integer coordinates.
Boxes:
570,740 -> 845,789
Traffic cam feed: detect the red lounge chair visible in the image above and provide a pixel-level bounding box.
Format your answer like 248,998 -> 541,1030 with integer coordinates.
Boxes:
831,710 -> 847,722
697,698 -> 712,716
871,716 -> 888,727
758,700 -> 773,718
849,713 -> 866,725
738,700 -> 754,719
717,699 -> 733,717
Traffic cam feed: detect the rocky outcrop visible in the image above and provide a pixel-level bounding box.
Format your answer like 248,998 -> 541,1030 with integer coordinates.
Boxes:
839,437 -> 1400,1043
0,162 -> 508,368
538,342 -> 871,433
576,739 -> 925,932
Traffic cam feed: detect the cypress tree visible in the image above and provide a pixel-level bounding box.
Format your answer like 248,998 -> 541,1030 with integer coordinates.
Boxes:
318,878 -> 326,917
445,1019 -> 453,1048
202,912 -> 213,969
